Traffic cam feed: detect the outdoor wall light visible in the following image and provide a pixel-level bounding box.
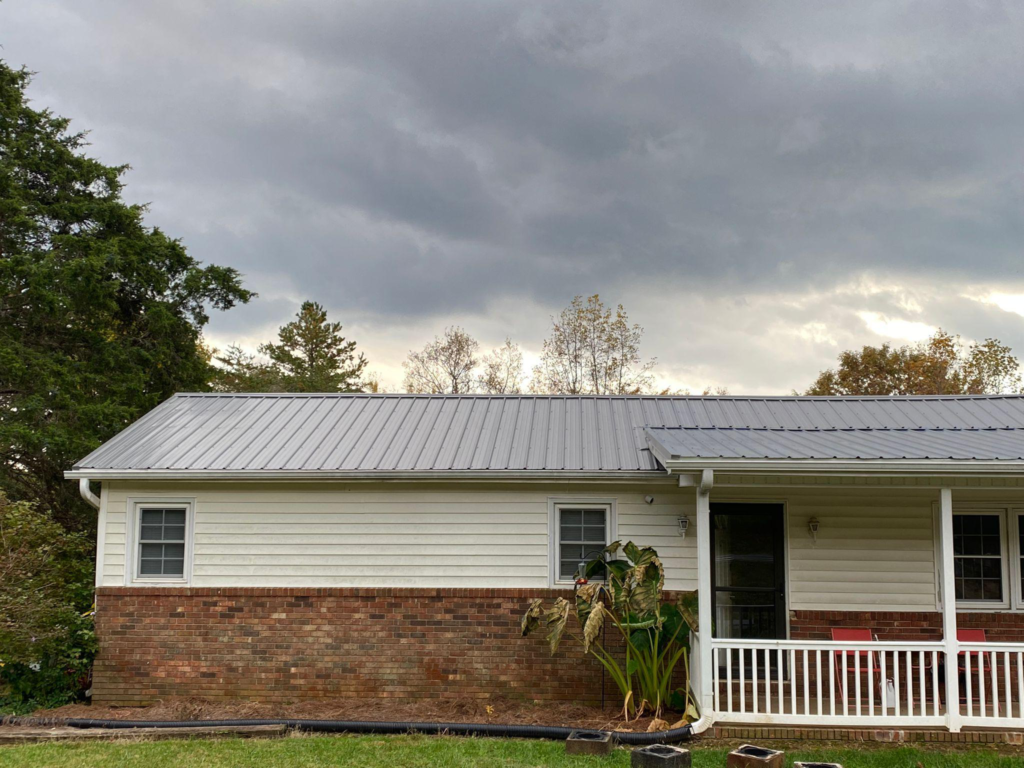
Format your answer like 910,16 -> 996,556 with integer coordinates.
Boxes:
677,516 -> 689,538
808,517 -> 820,543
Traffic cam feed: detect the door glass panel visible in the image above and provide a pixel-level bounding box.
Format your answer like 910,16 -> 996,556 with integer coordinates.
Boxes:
715,591 -> 775,640
713,513 -> 777,589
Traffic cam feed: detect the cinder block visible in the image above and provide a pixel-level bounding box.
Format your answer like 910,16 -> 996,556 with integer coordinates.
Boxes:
726,744 -> 784,768
566,730 -> 613,756
631,743 -> 691,768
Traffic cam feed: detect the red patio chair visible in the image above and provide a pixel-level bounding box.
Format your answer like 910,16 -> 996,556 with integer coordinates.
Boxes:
957,628 -> 989,671
957,628 -> 990,702
832,628 -> 882,702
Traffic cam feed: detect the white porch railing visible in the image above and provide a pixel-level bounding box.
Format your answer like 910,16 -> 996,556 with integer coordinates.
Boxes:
709,638 -> 946,727
958,643 -> 1024,727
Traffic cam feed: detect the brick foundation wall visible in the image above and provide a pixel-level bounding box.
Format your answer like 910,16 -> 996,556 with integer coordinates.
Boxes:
790,610 -> 1024,642
92,587 -> 621,705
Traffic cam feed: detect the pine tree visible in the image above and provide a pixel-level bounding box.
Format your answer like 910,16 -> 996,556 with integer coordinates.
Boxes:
259,302 -> 367,392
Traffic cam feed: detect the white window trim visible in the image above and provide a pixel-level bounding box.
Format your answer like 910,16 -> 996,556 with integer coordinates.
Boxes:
547,497 -> 617,588
1012,508 -> 1024,611
125,497 -> 196,586
950,507 -> 1010,611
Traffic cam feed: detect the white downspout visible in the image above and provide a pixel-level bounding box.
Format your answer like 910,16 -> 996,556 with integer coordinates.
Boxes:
79,478 -> 100,510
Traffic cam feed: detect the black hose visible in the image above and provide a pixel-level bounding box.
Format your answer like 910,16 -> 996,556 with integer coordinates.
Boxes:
6,716 -> 693,745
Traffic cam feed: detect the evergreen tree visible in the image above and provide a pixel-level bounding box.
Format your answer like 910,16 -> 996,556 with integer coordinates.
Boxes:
259,301 -> 367,392
0,62 -> 253,530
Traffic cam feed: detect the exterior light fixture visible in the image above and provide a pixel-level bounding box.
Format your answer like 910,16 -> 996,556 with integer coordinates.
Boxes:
808,517 -> 820,543
677,516 -> 689,538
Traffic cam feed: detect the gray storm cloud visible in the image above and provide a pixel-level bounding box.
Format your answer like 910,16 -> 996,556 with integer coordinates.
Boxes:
3,0 -> 1023,392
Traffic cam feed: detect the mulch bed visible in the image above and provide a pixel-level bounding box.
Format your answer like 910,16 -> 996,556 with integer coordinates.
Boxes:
19,697 -> 676,733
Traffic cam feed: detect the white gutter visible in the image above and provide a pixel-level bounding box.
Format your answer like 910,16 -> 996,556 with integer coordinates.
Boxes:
79,478 -> 100,510
64,469 -> 674,482
662,458 -> 1024,475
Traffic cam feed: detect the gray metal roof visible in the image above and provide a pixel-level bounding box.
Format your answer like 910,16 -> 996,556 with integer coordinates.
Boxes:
71,393 -> 1024,475
645,426 -> 1024,462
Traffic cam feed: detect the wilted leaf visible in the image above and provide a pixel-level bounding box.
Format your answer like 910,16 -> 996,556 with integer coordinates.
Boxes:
520,598 -> 544,637
545,598 -> 571,653
583,601 -> 606,653
631,577 -> 660,617
623,541 -> 642,565
646,718 -> 669,732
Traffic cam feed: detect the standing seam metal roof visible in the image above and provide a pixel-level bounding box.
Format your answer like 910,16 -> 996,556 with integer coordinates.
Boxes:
72,393 -> 1024,473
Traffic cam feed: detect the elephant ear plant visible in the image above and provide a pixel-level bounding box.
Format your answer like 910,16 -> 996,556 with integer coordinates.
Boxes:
521,541 -> 699,721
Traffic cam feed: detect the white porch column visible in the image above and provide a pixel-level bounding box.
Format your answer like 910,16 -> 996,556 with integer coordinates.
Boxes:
695,469 -> 715,719
938,487 -> 962,732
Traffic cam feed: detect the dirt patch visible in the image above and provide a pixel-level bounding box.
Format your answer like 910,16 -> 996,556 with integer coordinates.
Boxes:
22,697 -> 675,733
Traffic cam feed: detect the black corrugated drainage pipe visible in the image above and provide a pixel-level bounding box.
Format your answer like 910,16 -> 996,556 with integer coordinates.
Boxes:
6,717 -> 694,745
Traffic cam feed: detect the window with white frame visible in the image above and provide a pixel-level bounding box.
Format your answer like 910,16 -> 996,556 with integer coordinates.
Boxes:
132,502 -> 191,582
953,512 -> 1003,602
554,504 -> 610,582
1018,513 -> 1024,606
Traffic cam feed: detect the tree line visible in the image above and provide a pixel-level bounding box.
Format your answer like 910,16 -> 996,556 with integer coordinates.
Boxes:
213,294 -> 662,396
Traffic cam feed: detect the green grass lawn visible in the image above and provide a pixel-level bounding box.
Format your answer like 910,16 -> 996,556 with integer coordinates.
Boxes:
0,735 -> 1019,768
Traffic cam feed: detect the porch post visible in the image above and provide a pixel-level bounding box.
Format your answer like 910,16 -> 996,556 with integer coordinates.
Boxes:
938,487 -> 962,732
695,469 -> 715,719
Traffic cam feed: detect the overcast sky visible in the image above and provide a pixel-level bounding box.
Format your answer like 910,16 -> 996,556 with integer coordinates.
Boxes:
4,1 -> 1024,393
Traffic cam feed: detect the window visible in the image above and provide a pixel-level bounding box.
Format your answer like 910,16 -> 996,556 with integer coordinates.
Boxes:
554,504 -> 610,583
131,502 -> 191,582
1019,513 -> 1024,606
953,513 -> 1003,603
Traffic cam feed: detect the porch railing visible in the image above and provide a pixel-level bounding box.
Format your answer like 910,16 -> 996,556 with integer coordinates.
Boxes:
709,638 -> 946,727
958,643 -> 1024,727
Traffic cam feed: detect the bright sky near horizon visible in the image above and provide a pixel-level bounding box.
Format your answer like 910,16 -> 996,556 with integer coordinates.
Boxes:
3,2 -> 1023,393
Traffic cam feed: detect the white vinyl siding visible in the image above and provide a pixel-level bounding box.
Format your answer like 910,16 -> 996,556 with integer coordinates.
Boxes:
617,496 -> 697,592
100,483 -> 697,589
783,493 -> 938,612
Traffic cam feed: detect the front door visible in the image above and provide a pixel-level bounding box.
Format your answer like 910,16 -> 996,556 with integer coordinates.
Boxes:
710,503 -> 786,641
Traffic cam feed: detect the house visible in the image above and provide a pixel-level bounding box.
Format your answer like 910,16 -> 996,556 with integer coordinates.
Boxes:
69,392 -> 1024,732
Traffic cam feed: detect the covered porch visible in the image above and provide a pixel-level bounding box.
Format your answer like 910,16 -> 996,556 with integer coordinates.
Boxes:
680,471 -> 1024,732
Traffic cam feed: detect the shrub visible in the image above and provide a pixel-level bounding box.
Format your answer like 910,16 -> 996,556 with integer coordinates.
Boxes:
521,541 -> 698,721
0,494 -> 96,712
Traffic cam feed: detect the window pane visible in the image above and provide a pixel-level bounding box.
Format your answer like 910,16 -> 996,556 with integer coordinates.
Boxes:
140,509 -> 163,525
163,559 -> 185,576
583,510 -> 605,526
163,543 -> 185,560
140,543 -> 163,559
139,559 -> 162,575
140,525 -> 162,541
163,525 -> 186,542
961,559 -> 981,579
983,578 -> 1003,601
164,509 -> 186,525
561,510 -> 582,526
982,532 -> 1001,556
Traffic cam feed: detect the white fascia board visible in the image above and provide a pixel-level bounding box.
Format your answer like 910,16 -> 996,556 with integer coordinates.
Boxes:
661,458 -> 1024,475
64,469 -> 674,483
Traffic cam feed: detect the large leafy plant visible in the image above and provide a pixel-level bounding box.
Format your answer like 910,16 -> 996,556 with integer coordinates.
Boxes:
521,541 -> 698,721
